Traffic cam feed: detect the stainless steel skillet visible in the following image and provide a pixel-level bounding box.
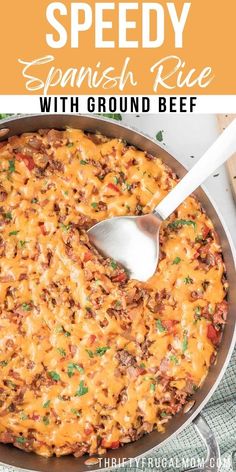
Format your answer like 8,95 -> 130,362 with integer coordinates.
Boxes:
0,114 -> 235,472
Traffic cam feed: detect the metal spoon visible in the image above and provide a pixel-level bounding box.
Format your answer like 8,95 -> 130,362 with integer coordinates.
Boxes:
88,119 -> 236,281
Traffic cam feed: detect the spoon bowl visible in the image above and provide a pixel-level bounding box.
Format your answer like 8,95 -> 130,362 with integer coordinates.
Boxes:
88,214 -> 162,281
88,119 -> 236,281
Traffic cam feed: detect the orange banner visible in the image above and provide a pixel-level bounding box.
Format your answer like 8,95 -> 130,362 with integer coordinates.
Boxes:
1,0 -> 235,95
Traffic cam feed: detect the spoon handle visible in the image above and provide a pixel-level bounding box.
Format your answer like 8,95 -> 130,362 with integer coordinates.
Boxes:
154,118 -> 236,220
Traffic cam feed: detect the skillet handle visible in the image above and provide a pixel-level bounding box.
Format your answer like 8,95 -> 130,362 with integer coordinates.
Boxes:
183,414 -> 220,472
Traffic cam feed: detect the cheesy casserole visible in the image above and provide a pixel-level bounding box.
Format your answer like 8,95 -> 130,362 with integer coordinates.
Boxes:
0,128 -> 228,457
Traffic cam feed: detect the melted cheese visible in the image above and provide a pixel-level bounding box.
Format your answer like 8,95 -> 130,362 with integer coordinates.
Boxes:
0,129 -> 227,457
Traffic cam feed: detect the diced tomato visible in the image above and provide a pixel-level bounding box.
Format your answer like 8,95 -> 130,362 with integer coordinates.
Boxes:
16,153 -> 35,170
162,319 -> 178,332
88,334 -> 96,345
83,251 -> 93,262
113,272 -> 127,283
101,439 -> 120,449
207,324 -> 221,345
107,183 -> 120,193
38,222 -> 47,235
202,224 -> 211,240
84,424 -> 94,435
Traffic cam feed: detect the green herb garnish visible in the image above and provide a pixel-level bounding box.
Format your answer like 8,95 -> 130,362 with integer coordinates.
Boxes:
16,436 -> 26,444
80,159 -> 88,165
110,261 -> 117,270
156,319 -> 166,333
31,198 -> 38,204
8,160 -> 15,174
160,411 -> 168,417
182,331 -> 188,353
43,400 -> 51,408
184,276 -> 193,285
169,354 -> 179,365
67,142 -> 74,148
0,360 -> 8,367
194,306 -> 202,320
172,256 -> 181,265
86,349 -> 94,358
113,176 -> 119,185
150,383 -> 156,392
57,348 -> 66,357
156,130 -> 164,142
20,412 -> 28,420
91,202 -> 98,209
43,416 -> 50,425
61,223 -> 71,232
48,371 -> 61,382
5,212 -> 12,221
19,240 -> 28,248
95,346 -> 110,356
71,408 -> 80,417
168,219 -> 196,231
100,114 -> 122,121
22,302 -> 31,312
67,362 -> 84,378
75,380 -> 88,397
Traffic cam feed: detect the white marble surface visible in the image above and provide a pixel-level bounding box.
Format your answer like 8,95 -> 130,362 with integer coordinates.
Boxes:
122,114 -> 236,248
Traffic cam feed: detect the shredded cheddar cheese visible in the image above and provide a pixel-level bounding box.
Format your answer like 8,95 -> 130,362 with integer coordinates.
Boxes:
0,128 -> 228,458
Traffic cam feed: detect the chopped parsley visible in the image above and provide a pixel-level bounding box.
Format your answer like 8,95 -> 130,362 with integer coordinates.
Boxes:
95,346 -> 110,356
31,198 -> 38,204
86,349 -> 94,358
9,230 -> 19,236
20,412 -> 28,420
172,256 -> 181,265
168,219 -> 196,231
160,411 -> 168,417
182,331 -> 188,353
110,260 -> 118,270
86,347 -> 110,358
0,360 -> 8,367
100,113 -> 122,121
43,416 -> 50,425
140,362 -> 146,368
48,371 -> 61,382
80,159 -> 88,165
61,223 -> 71,232
156,319 -> 166,333
67,362 -> 84,378
75,380 -> 88,397
57,347 -> 66,357
19,240 -> 28,248
43,400 -> 51,408
91,202 -> 98,209
22,302 -> 31,312
67,142 -> 74,148
113,176 -> 119,185
194,306 -> 202,320
8,160 -> 15,174
125,182 -> 132,191
169,354 -> 179,365
150,383 -> 156,392
64,330 -> 71,337
16,437 -> 26,444
4,212 -> 12,221
156,130 -> 164,142
184,276 -> 193,285
71,408 -> 80,417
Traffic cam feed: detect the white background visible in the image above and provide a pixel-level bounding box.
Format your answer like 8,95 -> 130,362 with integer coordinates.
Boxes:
121,113 -> 236,248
